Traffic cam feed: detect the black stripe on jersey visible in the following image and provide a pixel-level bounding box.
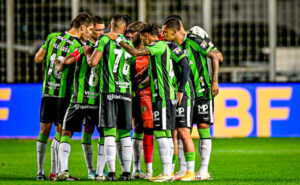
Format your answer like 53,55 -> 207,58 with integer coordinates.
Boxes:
190,46 -> 210,94
44,32 -> 66,95
54,34 -> 74,96
161,49 -> 170,100
151,55 -> 159,100
73,56 -> 83,102
102,41 -> 111,93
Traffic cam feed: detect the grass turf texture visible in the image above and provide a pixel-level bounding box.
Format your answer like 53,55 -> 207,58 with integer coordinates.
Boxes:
0,138 -> 299,184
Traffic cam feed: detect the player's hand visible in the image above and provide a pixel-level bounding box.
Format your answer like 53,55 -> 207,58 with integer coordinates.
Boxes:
177,92 -> 183,106
105,32 -> 118,40
83,45 -> 92,56
211,81 -> 219,97
55,59 -> 63,71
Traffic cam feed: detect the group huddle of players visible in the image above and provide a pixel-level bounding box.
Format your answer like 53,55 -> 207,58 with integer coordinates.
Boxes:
35,12 -> 223,182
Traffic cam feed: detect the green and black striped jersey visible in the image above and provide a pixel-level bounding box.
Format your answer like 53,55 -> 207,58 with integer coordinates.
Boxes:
180,33 -> 214,100
70,40 -> 100,105
41,32 -> 83,98
95,34 -> 136,97
167,41 -> 194,99
146,40 -> 176,102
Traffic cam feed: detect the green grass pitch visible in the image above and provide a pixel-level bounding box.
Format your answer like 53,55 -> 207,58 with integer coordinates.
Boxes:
0,138 -> 300,184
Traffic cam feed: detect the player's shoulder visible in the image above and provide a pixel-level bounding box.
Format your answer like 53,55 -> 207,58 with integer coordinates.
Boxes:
166,41 -> 179,50
186,33 -> 205,44
148,40 -> 166,47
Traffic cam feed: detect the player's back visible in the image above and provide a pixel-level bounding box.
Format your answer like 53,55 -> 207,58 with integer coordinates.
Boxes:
181,33 -> 214,98
95,34 -> 135,97
145,40 -> 176,102
42,32 -> 83,98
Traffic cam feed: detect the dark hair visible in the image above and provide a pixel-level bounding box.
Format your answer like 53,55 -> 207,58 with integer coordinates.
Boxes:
111,15 -> 127,29
140,24 -> 159,36
165,15 -> 182,22
127,21 -> 147,33
72,12 -> 93,29
122,14 -> 133,26
93,15 -> 104,25
163,18 -> 181,31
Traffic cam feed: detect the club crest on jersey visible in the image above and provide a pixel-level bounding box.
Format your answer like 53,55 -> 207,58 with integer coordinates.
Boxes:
173,47 -> 182,55
200,41 -> 208,49
142,106 -> 147,113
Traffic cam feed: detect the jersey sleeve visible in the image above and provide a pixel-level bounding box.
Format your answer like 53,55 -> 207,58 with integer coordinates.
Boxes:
41,33 -> 53,50
188,34 -> 212,55
146,41 -> 165,56
168,42 -> 185,63
95,36 -> 110,53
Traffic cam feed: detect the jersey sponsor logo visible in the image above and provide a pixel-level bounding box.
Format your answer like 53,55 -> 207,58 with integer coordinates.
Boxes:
56,35 -> 74,45
198,104 -> 209,114
173,47 -> 182,55
116,81 -> 130,88
176,107 -> 185,117
198,89 -> 205,93
171,100 -> 177,105
84,91 -> 100,99
47,81 -> 60,89
208,41 -> 214,47
74,104 -> 98,110
153,111 -> 160,121
106,94 -> 132,102
200,41 -> 208,49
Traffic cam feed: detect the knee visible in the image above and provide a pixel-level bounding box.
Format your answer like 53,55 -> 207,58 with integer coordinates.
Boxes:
198,123 -> 210,129
40,123 -> 52,136
62,130 -> 73,137
83,124 -> 95,134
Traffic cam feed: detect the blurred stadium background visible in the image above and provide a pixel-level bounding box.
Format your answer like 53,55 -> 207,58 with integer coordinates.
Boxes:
1,0 -> 300,83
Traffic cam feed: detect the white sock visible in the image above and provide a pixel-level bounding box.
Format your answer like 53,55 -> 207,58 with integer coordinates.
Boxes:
186,161 -> 195,172
156,138 -> 171,175
132,139 -> 143,173
116,141 -> 124,172
121,137 -> 132,173
96,143 -> 105,176
59,142 -> 71,172
37,141 -> 47,174
104,136 -> 116,173
50,139 -> 57,174
199,139 -> 212,173
82,143 -> 95,173
55,141 -> 61,173
168,137 -> 174,173
146,163 -> 153,173
178,139 -> 187,173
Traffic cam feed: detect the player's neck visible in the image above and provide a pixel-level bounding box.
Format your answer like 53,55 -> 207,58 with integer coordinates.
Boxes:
175,32 -> 185,45
67,28 -> 81,38
111,28 -> 124,35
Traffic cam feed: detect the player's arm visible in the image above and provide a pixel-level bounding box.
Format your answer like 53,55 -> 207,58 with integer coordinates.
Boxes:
35,33 -> 53,63
55,50 -> 80,71
206,50 -> 220,96
137,75 -> 150,91
105,32 -> 151,57
86,46 -> 103,67
35,48 -> 46,63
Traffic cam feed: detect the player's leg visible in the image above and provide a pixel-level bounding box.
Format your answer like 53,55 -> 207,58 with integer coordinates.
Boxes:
177,138 -> 187,175
150,100 -> 174,182
100,95 -> 117,181
56,103 -> 82,181
140,95 -> 154,179
175,97 -> 195,181
117,98 -> 133,181
37,97 -> 58,180
132,97 -> 144,178
168,130 -> 175,176
82,124 -> 96,179
49,123 -> 62,180
194,98 -> 214,180
94,127 -> 106,181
